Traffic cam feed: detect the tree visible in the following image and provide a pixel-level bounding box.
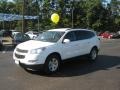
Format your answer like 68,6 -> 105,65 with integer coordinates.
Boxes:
0,0 -> 119,32
111,0 -> 120,16
110,0 -> 120,31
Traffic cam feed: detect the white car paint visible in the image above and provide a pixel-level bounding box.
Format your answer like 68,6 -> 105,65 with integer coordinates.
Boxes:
13,28 -> 100,69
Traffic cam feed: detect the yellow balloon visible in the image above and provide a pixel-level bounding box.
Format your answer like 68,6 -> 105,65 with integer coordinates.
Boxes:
51,13 -> 60,24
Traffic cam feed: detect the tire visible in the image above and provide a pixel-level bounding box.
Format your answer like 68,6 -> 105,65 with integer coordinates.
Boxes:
0,44 -> 3,51
13,44 -> 17,48
44,55 -> 60,74
88,48 -> 98,62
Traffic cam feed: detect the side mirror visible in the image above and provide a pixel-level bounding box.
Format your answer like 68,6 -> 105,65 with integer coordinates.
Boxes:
63,39 -> 70,44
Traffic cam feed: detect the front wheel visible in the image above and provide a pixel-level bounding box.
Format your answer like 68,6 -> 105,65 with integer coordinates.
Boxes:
0,44 -> 3,51
44,55 -> 60,74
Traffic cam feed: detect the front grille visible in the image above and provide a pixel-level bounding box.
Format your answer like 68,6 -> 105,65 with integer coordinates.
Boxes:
16,48 -> 28,53
15,53 -> 25,59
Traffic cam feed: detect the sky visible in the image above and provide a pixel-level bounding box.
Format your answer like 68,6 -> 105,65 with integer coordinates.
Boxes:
8,0 -> 13,2
107,0 -> 111,3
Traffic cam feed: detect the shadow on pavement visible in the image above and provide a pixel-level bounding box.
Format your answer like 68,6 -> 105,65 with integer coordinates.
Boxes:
28,55 -> 120,77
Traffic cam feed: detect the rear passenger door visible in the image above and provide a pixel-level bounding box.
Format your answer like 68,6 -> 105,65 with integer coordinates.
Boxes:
74,30 -> 91,55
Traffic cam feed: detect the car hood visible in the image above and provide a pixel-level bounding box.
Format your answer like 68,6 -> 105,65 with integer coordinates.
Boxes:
17,40 -> 55,50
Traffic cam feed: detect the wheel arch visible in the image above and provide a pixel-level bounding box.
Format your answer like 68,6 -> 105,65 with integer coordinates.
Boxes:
91,46 -> 99,53
46,52 -> 62,61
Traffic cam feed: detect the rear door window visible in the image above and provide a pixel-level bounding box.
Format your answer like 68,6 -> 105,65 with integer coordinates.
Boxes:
64,31 -> 76,42
75,30 -> 95,40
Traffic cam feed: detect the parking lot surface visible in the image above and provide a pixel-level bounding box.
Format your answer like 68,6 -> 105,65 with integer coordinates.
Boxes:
0,39 -> 120,90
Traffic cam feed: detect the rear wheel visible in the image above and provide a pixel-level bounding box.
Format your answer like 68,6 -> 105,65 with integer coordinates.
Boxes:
0,44 -> 3,51
44,55 -> 60,74
88,48 -> 98,62
13,44 -> 17,48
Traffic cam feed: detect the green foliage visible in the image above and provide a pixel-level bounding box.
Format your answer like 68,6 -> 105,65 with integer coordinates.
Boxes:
15,21 -> 22,31
0,0 -> 120,32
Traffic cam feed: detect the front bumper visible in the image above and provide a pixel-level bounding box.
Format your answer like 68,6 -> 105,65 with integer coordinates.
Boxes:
13,50 -> 47,65
19,61 -> 44,70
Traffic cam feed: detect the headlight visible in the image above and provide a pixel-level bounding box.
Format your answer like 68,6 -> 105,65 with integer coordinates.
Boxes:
30,47 -> 46,54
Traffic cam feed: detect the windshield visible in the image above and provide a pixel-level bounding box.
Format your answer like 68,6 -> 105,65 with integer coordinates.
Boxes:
36,31 -> 64,42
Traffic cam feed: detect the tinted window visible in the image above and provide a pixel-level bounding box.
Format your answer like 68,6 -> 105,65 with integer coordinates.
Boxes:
64,31 -> 76,41
33,32 -> 39,35
14,33 -> 30,41
75,30 -> 95,40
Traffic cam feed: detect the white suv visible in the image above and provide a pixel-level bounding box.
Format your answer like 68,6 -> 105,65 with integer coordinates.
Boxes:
13,28 -> 100,73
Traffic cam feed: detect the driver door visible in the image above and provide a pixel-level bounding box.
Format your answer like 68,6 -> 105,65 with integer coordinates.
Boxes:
60,31 -> 78,60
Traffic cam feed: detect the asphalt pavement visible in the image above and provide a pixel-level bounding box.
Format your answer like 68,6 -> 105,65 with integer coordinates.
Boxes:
0,39 -> 120,90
